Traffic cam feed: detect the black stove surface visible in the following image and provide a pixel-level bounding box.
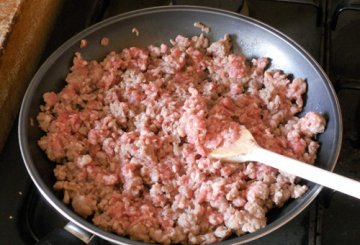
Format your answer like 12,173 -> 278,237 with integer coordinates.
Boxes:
1,0 -> 359,244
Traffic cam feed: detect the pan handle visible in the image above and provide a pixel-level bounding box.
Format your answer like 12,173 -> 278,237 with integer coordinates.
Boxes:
36,222 -> 95,245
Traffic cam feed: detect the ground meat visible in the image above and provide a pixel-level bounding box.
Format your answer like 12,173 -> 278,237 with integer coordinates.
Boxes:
80,39 -> 88,48
37,33 -> 326,244
194,21 -> 210,33
132,27 -> 140,36
100,37 -> 109,46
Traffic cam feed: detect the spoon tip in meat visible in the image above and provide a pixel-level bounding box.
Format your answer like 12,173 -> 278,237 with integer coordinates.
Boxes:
209,126 -> 259,160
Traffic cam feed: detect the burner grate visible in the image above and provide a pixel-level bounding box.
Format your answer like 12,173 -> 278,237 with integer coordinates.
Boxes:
329,0 -> 360,91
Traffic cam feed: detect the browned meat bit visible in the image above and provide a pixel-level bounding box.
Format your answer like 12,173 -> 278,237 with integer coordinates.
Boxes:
100,37 -> 109,46
207,34 -> 231,57
132,27 -> 139,36
194,21 -> 210,33
80,39 -> 88,48
29,117 -> 34,127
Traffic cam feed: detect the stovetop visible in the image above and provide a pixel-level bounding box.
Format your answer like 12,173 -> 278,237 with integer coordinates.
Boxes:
1,0 -> 359,244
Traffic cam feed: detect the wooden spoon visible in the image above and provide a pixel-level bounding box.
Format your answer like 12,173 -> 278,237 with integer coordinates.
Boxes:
210,126 -> 360,199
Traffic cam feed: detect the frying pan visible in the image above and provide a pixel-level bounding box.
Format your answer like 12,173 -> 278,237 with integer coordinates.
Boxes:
18,5 -> 342,245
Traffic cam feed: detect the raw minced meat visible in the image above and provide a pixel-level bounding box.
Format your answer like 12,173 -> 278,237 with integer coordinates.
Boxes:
37,33 -> 325,244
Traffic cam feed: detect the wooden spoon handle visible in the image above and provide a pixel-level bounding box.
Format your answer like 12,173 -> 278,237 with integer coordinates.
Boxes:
231,147 -> 360,199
